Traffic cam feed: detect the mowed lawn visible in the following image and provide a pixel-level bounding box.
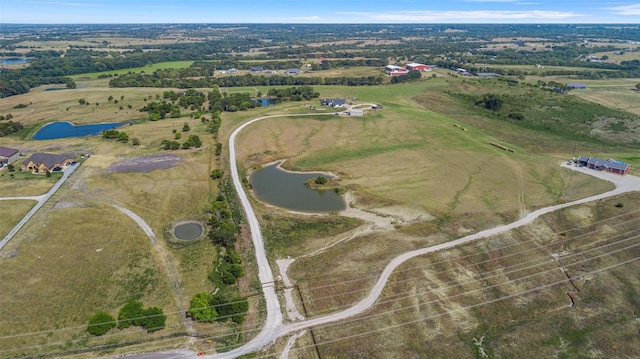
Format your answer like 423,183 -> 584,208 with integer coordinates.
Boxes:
0,205 -> 178,357
0,200 -> 34,240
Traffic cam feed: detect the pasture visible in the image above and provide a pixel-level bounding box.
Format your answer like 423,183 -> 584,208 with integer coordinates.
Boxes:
0,200 -> 34,240
282,193 -> 640,358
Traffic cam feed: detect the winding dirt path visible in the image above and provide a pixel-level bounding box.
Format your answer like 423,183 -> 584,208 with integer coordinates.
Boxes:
114,205 -> 195,335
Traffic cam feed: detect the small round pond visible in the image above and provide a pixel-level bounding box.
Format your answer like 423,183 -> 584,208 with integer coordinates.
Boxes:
173,222 -> 203,240
33,121 -> 121,140
249,162 -> 346,213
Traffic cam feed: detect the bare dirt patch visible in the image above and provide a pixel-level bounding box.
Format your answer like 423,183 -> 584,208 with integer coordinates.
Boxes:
108,153 -> 184,173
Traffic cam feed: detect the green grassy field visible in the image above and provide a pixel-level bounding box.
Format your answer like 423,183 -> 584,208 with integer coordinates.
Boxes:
70,61 -> 195,80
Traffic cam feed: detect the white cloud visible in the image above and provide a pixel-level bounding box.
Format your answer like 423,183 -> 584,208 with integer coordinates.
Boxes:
338,10 -> 581,22
609,4 -> 640,15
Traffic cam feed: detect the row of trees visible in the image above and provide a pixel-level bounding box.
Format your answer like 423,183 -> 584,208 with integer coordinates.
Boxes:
266,85 -> 320,101
87,301 -> 166,336
109,73 -> 384,89
187,291 -> 249,324
102,129 -> 129,142
160,134 -> 202,150
390,70 -> 422,84
0,121 -> 23,136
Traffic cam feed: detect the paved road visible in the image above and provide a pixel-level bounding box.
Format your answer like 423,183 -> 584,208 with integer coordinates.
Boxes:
126,122 -> 640,359
0,164 -> 79,251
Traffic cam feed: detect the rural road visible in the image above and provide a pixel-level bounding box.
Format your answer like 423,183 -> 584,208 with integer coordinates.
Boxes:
129,113 -> 640,359
0,163 -> 79,251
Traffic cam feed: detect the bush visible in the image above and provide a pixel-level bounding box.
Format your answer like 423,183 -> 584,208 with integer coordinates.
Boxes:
210,169 -> 224,179
315,176 -> 328,185
117,300 -> 144,329
615,202 -> 624,208
187,292 -> 218,322
139,307 -> 166,332
87,311 -> 116,336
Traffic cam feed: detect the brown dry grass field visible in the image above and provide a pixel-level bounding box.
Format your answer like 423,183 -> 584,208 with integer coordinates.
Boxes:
0,172 -> 60,197
0,200 -> 34,240
271,193 -> 640,358
0,204 -> 179,358
0,82 -> 232,356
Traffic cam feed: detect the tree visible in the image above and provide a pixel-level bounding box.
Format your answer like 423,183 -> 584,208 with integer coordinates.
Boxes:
131,137 -> 140,146
636,83 -> 640,91
117,300 -> 144,329
66,80 -> 76,89
87,311 -> 116,336
210,169 -> 224,179
315,176 -> 328,185
187,292 -> 218,322
139,307 -> 166,332
182,123 -> 190,132
78,98 -> 86,105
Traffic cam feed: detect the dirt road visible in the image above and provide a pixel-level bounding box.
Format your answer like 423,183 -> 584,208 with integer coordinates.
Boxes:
127,116 -> 640,359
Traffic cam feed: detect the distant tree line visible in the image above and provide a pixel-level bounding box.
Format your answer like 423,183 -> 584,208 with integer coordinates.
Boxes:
266,85 -> 320,101
390,70 -> 422,84
109,72 -> 384,89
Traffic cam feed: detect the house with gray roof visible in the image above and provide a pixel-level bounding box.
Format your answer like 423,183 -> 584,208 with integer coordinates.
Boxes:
577,155 -> 630,175
20,153 -> 75,173
0,146 -> 19,166
566,82 -> 587,89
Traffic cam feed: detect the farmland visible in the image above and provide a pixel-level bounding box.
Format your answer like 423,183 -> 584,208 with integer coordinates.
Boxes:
0,23 -> 639,358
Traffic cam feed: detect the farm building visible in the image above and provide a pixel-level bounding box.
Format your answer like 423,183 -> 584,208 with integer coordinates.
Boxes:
405,63 -> 431,72
320,98 -> 346,107
385,65 -> 409,76
349,109 -> 364,116
566,82 -> 587,90
20,153 -> 75,173
285,68 -> 300,75
576,156 -> 630,175
0,146 -> 20,166
250,67 -> 264,72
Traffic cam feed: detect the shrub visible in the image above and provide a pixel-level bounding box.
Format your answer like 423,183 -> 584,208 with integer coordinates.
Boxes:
315,176 -> 328,185
87,311 -> 116,336
139,307 -> 166,332
117,300 -> 144,329
187,292 -> 217,322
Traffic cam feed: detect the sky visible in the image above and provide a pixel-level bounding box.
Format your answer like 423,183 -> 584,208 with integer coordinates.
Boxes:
1,0 -> 640,24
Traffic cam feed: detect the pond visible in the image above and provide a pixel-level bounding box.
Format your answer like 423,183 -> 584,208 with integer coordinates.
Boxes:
252,98 -> 277,107
249,162 -> 346,213
0,58 -> 29,65
173,222 -> 204,240
33,121 -> 121,140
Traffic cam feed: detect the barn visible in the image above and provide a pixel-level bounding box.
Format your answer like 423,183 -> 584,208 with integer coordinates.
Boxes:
385,65 -> 409,76
0,146 -> 20,166
576,156 -> 630,175
405,63 -> 431,72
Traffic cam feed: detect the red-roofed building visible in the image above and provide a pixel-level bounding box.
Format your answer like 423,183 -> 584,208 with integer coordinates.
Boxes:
406,63 -> 431,72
